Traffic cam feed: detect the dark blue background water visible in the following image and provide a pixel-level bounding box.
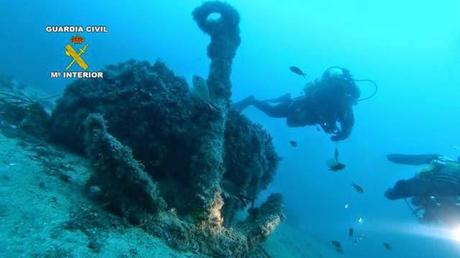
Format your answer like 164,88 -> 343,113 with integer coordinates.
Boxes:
2,0 -> 460,257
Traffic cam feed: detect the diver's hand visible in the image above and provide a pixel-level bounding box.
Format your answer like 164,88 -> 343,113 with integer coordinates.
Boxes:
320,122 -> 337,134
331,132 -> 347,142
331,124 -> 352,141
331,108 -> 354,141
320,122 -> 345,141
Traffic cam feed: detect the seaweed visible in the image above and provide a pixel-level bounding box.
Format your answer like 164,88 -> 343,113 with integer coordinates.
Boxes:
0,75 -> 52,139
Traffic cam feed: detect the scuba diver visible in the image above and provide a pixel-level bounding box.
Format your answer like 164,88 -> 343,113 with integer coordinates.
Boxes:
233,67 -> 376,141
385,153 -> 460,224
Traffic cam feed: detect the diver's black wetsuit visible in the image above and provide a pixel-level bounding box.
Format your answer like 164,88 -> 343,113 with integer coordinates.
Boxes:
233,67 -> 360,141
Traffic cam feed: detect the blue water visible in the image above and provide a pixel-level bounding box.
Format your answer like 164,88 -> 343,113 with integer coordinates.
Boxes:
2,0 -> 460,257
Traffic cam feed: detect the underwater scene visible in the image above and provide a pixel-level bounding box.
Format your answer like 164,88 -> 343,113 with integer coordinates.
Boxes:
1,0 -> 460,257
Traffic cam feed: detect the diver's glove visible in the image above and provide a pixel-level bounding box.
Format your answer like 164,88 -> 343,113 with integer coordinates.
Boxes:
331,108 -> 354,141
320,122 -> 347,141
320,122 -> 337,134
331,132 -> 347,142
330,121 -> 351,141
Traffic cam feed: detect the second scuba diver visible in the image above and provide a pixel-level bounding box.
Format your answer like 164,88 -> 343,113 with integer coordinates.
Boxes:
385,153 -> 460,224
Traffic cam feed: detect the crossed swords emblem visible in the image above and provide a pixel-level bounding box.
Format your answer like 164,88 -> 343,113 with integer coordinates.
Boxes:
65,44 -> 89,70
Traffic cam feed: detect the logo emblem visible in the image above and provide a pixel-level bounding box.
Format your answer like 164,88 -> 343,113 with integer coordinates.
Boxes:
65,35 -> 89,71
71,35 -> 85,44
48,27 -> 106,79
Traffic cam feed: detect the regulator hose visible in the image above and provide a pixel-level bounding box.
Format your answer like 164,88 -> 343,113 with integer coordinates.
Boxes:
323,66 -> 378,102
355,79 -> 378,102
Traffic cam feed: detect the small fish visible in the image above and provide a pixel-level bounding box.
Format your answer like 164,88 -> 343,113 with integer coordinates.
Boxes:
289,66 -> 307,78
289,140 -> 298,147
192,75 -> 217,111
335,247 -> 344,255
331,240 -> 342,249
348,227 -> 354,238
351,183 -> 364,194
192,75 -> 210,102
327,146 -> 346,171
327,160 -> 346,172
383,242 -> 392,250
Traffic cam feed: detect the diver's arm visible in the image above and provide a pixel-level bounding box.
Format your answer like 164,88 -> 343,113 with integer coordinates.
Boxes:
331,108 -> 354,141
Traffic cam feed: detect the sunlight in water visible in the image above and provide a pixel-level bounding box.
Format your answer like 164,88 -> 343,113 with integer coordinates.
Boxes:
399,222 -> 460,244
449,226 -> 460,242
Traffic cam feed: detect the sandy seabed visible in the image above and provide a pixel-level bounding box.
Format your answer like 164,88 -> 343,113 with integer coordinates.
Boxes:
0,132 -> 339,258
